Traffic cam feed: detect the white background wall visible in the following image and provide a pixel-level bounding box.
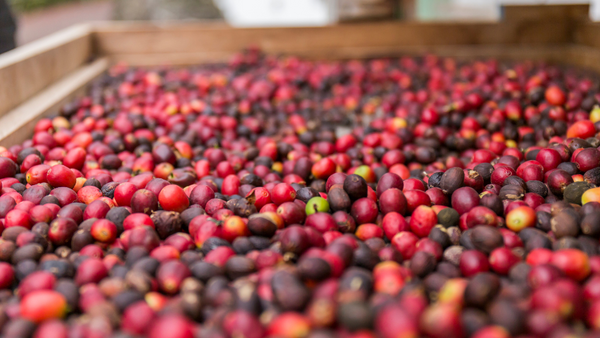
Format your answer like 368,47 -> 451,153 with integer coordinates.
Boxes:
215,0 -> 599,27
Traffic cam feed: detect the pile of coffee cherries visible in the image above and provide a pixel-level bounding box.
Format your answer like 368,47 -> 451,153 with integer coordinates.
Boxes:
2,49 -> 600,338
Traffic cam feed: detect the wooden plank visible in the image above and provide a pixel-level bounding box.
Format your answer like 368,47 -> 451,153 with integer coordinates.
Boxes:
92,21 -> 567,56
92,5 -> 586,60
0,58 -> 109,148
564,44 -> 600,74
0,23 -> 93,119
502,4 -> 588,23
106,44 -> 567,67
574,22 -> 600,49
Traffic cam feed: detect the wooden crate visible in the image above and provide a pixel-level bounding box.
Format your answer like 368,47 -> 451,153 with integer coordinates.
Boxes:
338,0 -> 396,22
0,4 -> 599,147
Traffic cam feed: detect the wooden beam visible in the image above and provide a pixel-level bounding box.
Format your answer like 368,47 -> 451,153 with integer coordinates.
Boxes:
91,5 -> 588,62
91,21 -> 566,56
574,22 -> 600,49
0,58 -> 109,148
105,44 -> 567,67
502,4 -> 588,23
564,44 -> 600,74
0,23 -> 93,119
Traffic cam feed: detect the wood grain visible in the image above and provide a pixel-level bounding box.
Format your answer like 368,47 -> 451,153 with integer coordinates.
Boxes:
91,21 -> 566,57
564,44 -> 600,74
91,5 -> 588,61
0,23 -> 93,119
106,44 -> 567,67
0,58 -> 108,147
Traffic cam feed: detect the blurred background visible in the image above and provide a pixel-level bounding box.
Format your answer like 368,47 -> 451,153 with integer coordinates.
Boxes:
0,0 -> 599,49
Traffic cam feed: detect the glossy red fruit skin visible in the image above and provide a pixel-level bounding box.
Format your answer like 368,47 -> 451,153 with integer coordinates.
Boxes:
311,157 -> 336,179
471,326 -> 510,338
149,314 -> 195,338
326,173 -> 347,192
223,310 -> 264,338
305,212 -> 337,233
378,188 -> 407,215
79,244 -> 104,259
189,184 -> 215,208
350,197 -> 379,225
550,249 -> 590,282
221,174 -> 241,196
222,215 -> 250,242
121,301 -> 156,335
519,164 -> 544,182
409,205 -> 437,237
156,260 -> 191,294
376,304 -> 418,338
574,148 -> 600,172
404,190 -> 431,214
331,210 -> 355,234
5,209 -> 33,229
490,166 -> 515,186
499,228 -> 523,249
535,149 -> 562,172
29,205 -> 53,223
75,258 -> 108,286
588,300 -> 600,330
404,178 -> 426,191
277,201 -> 306,225
49,187 -> 77,206
545,85 -> 566,106
451,187 -> 480,215
463,169 -> 484,192
123,212 -> 154,231
46,164 -> 77,189
416,238 -> 442,261
523,192 -> 545,209
459,250 -> 490,277
77,186 -> 103,204
465,206 -> 498,228
376,172 -> 404,198
271,183 -> 297,205
527,264 -> 563,290
48,217 -> 78,245
26,164 -> 51,185
420,303 -> 464,338
585,275 -> 600,302
426,187 -> 449,206
0,262 -> 14,289
158,185 -> 190,213
63,147 -> 86,170
90,219 -> 118,243
34,320 -> 69,338
266,312 -> 311,338
204,246 -> 236,267
20,290 -> 68,323
382,212 -> 409,240
114,182 -> 138,207
392,231 -> 419,260
526,248 -> 553,266
125,226 -> 160,251
130,189 -> 159,214
489,247 -> 520,275
355,223 -> 384,241
567,120 -> 596,139
247,187 -> 271,210
21,154 -> 42,174
83,199 -> 110,220
0,157 -> 17,179
19,270 -> 56,297
546,170 -> 573,196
